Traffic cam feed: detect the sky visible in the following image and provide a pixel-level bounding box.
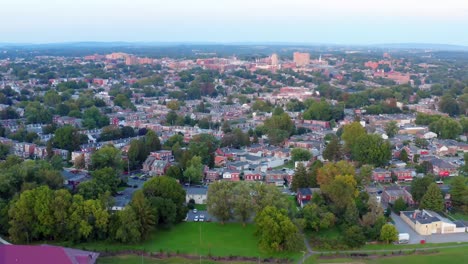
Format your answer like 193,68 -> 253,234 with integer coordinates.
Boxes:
1,0 -> 468,45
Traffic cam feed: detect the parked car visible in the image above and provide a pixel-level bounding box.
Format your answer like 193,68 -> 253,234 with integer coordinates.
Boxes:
194,215 -> 199,222
193,209 -> 198,214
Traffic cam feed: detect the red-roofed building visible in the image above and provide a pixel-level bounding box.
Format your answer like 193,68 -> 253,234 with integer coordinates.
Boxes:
0,244 -> 99,264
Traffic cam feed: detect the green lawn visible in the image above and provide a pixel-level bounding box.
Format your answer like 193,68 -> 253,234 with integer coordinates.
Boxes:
360,242 -> 468,251
447,211 -> 468,221
310,244 -> 468,263
98,255 -> 257,264
194,204 -> 207,211
73,222 -> 299,261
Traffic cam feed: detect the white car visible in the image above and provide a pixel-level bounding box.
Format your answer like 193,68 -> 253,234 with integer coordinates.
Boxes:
193,209 -> 198,214
200,214 -> 205,219
194,215 -> 199,222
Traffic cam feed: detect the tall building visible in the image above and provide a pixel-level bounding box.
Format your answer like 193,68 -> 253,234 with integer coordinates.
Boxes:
271,53 -> 279,66
125,55 -> 138,66
293,52 -> 310,67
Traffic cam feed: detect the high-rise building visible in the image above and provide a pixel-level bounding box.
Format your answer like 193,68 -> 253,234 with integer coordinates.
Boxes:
271,53 -> 279,66
125,55 -> 138,65
293,52 -> 310,67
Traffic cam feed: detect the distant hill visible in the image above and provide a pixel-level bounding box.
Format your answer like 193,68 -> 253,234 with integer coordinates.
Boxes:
371,43 -> 468,51
0,42 -> 467,52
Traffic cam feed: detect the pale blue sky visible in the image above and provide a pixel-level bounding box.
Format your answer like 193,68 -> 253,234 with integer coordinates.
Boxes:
1,0 -> 468,45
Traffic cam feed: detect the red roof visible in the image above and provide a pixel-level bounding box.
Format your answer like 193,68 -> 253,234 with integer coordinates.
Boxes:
0,245 -> 99,264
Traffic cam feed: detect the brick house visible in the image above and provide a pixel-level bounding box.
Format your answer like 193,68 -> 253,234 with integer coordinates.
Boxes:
391,168 -> 414,182
244,172 -> 262,181
205,170 -> 221,182
381,186 -> 414,205
222,170 -> 241,181
372,168 -> 392,183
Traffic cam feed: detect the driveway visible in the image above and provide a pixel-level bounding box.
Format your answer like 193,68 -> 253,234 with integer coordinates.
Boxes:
390,212 -> 423,244
186,210 -> 216,222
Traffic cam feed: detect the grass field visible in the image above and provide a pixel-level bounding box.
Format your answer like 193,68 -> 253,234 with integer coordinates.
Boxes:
194,204 -> 207,211
98,255 -> 257,264
447,211 -> 468,221
307,244 -> 468,263
73,222 -> 299,261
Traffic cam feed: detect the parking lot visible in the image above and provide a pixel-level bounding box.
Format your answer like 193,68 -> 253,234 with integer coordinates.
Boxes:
391,212 -> 468,244
186,209 -> 215,222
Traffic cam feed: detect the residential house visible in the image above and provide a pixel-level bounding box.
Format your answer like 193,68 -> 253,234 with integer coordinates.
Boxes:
372,168 -> 392,183
265,170 -> 288,186
391,168 -> 415,182
205,169 -> 221,182
381,186 -> 414,205
222,170 -> 241,181
186,187 -> 208,204
150,150 -> 173,161
244,172 -> 263,181
142,156 -> 170,176
297,188 -> 320,208
429,157 -> 458,177
214,156 -> 227,167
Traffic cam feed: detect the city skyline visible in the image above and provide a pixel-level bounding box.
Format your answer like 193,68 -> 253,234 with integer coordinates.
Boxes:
2,0 -> 468,45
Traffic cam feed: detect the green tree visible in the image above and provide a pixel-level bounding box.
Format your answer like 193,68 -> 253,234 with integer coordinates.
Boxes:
439,94 -> 460,116
351,134 -> 391,167
207,181 -> 234,224
188,134 -> 219,167
393,197 -> 407,213
143,176 -> 187,222
429,117 -> 462,139
399,149 -> 409,163
233,182 -> 255,226
8,189 -> 36,243
291,148 -> 312,162
183,156 -> 204,184
82,106 -> 109,129
420,183 -> 444,212
255,206 -> 302,252
165,165 -> 183,181
415,138 -> 429,149
317,160 -> 355,187
53,125 -> 82,152
114,207 -> 141,243
92,167 -> 120,194
251,183 -> 289,213
51,189 -> 73,240
343,225 -> 366,248
342,122 -> 366,152
380,224 -> 398,244
459,153 -> 468,177
322,175 -> 358,213
130,191 -> 156,240
411,175 -> 434,204
322,136 -> 342,162
291,163 -> 310,191
450,176 -> 468,209
357,165 -> 373,187
384,121 -> 399,138
91,145 -> 123,171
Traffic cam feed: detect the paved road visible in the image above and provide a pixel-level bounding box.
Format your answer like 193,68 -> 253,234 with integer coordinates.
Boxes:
186,210 -> 215,222
390,212 -> 423,244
